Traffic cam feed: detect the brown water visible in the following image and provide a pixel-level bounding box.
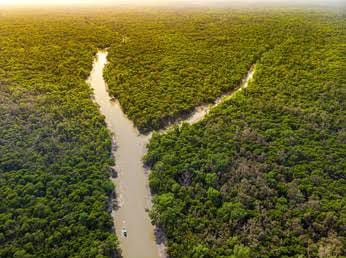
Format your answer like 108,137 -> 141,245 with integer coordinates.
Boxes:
164,65 -> 255,128
87,50 -> 255,258
87,51 -> 163,258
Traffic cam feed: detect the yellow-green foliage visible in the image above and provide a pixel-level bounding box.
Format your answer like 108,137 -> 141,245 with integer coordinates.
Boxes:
104,10 -> 287,132
0,11 -> 117,257
0,8 -> 344,258
145,11 -> 345,258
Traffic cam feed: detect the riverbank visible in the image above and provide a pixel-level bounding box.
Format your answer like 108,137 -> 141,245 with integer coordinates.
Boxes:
88,50 -> 255,258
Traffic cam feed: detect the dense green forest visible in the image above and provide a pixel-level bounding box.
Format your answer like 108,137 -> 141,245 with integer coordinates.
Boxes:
0,13 -> 117,257
103,10 -> 288,132
145,12 -> 346,258
0,7 -> 344,258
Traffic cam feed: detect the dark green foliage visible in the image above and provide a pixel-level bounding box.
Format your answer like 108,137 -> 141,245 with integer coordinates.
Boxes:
103,10 -> 291,132
145,12 -> 345,258
0,12 -> 117,257
1,8 -> 345,258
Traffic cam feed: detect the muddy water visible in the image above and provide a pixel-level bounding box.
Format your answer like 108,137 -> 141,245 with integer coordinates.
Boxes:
88,50 -> 255,258
88,51 -> 163,258
183,66 -> 255,125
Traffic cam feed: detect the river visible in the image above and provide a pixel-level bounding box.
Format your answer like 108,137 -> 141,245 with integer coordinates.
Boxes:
87,50 -> 255,258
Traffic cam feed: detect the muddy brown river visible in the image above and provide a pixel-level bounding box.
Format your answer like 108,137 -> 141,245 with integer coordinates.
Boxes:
87,50 -> 255,258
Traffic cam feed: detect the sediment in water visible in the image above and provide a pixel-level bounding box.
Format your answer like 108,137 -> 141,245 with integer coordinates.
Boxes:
87,50 -> 255,258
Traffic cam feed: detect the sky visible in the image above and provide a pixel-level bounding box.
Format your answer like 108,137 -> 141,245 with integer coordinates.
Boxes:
0,0 -> 343,7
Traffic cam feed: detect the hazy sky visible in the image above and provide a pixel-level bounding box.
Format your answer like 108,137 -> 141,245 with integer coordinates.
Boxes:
0,0 -> 342,7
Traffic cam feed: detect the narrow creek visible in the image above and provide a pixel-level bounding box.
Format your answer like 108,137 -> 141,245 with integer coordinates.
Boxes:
87,50 -> 255,258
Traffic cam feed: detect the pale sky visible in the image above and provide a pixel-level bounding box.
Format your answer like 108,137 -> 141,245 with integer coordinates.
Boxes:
0,0 -> 342,7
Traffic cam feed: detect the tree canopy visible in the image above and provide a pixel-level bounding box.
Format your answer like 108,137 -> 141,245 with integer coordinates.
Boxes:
0,7 -> 344,258
0,11 -> 117,257
145,11 -> 345,258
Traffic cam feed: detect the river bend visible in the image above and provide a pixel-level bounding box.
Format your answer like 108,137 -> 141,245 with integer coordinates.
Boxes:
87,50 -> 255,258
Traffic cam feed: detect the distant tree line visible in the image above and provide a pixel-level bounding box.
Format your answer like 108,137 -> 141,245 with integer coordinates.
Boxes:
0,8 -> 344,258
